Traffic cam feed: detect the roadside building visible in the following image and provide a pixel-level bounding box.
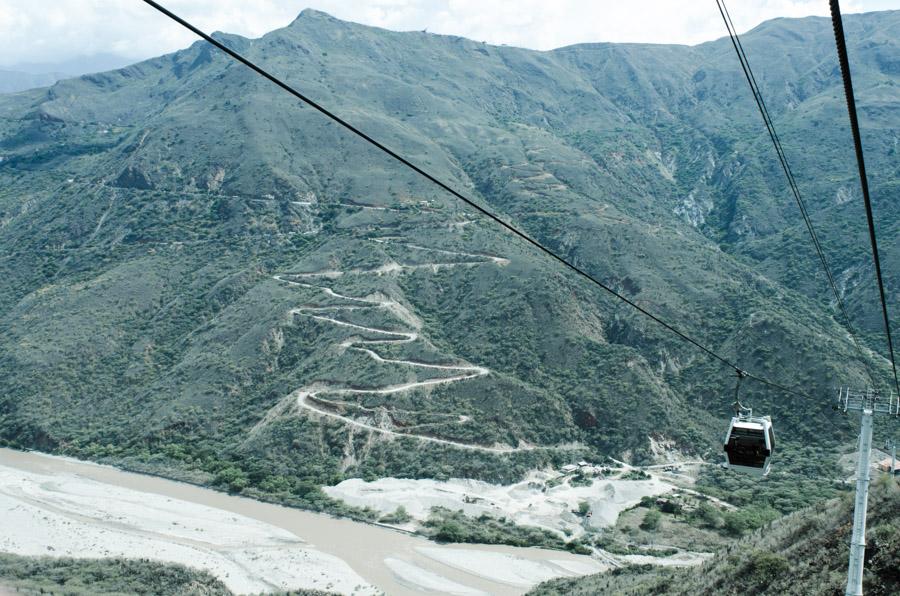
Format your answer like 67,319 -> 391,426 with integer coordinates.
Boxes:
876,458 -> 898,474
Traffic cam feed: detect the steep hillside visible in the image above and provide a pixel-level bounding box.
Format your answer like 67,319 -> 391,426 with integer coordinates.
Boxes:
0,10 -> 897,507
529,476 -> 900,595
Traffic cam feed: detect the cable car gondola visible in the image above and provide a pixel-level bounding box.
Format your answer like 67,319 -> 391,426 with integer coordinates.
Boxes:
722,371 -> 775,477
723,409 -> 775,476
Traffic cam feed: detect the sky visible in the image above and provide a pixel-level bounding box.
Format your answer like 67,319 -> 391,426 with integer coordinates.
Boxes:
1,0 -> 899,68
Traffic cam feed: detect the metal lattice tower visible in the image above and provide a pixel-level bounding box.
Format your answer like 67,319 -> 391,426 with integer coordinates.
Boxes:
836,387 -> 899,596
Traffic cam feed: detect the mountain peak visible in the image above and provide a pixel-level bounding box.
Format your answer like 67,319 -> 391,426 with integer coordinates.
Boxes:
290,8 -> 339,26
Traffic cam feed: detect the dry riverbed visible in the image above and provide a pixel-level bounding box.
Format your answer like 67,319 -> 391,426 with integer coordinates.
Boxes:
0,449 -> 606,595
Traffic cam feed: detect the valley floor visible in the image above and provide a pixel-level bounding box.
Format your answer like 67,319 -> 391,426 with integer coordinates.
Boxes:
0,448 -> 609,595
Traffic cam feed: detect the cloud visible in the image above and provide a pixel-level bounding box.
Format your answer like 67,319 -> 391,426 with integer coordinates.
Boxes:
0,0 -> 890,67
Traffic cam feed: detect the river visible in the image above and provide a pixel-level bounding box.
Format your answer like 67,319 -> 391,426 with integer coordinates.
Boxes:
0,448 -> 604,595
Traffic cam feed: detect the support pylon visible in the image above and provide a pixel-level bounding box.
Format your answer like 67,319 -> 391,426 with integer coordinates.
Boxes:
836,387 -> 899,596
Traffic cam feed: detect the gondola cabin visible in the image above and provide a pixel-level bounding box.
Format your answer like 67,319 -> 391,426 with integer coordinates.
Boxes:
723,415 -> 774,477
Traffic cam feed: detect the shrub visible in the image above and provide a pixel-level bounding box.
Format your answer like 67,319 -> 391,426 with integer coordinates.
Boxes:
660,500 -> 683,516
622,470 -> 651,480
213,466 -> 248,493
640,508 -> 662,531
422,507 -> 565,549
379,505 -> 412,524
742,550 -> 790,587
692,502 -> 724,529
722,505 -> 779,537
433,519 -> 467,543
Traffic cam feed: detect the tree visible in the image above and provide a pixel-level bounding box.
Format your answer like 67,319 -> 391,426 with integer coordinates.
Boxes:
641,509 -> 662,531
694,502 -> 724,529
434,520 -> 467,543
661,499 -> 683,517
213,466 -> 248,493
722,506 -> 778,537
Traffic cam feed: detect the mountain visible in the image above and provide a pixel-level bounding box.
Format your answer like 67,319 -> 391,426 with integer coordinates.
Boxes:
0,53 -> 135,94
0,9 -> 898,510
0,70 -> 66,94
529,476 -> 900,595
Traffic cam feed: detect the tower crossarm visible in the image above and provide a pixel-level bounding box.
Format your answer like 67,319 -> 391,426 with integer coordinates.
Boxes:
837,387 -> 900,415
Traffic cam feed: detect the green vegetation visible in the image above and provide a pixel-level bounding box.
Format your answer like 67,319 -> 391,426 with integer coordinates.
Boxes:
0,553 -> 230,595
639,508 -> 662,531
530,477 -> 900,595
686,501 -> 780,537
597,492 -> 729,556
569,473 -> 593,487
621,470 -> 651,481
422,507 -> 567,549
697,443 -> 849,514
378,505 -> 411,524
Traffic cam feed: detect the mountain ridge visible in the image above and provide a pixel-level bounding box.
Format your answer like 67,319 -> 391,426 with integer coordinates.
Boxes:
0,8 -> 897,517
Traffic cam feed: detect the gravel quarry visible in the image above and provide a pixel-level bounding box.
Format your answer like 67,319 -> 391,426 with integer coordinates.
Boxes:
325,468 -> 676,537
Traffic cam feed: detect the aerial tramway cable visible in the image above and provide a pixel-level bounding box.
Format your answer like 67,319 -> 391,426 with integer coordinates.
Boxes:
716,0 -> 879,392
828,0 -> 900,399
139,0 -> 817,401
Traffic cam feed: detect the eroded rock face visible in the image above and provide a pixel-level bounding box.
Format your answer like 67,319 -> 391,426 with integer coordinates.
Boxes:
113,166 -> 153,190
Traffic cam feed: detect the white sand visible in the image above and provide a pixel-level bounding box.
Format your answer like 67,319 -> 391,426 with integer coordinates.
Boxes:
0,464 -> 377,595
385,558 -> 489,595
620,551 -> 714,566
325,471 -> 674,536
547,558 -> 609,575
415,547 -> 606,587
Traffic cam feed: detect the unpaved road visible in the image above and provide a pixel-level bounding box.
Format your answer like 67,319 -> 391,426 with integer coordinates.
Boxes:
265,238 -> 573,453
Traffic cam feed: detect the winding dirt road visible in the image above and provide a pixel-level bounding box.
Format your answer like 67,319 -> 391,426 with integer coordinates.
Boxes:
265,238 -> 570,453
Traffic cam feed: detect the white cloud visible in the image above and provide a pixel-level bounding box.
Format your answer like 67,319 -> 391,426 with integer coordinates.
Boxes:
0,0 -> 895,67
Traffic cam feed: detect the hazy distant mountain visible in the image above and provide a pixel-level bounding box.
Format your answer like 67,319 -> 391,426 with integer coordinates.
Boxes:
0,52 -> 136,93
0,70 -> 64,94
0,9 -> 897,511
